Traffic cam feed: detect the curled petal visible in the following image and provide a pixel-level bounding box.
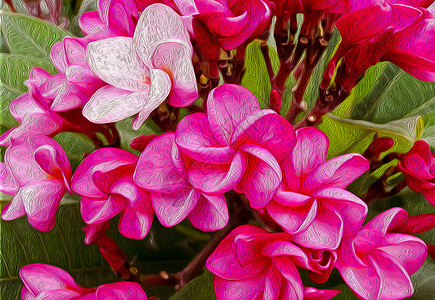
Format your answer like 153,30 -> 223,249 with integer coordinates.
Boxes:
94,282 -> 147,299
188,152 -> 247,194
304,287 -> 341,300
188,194 -> 228,231
118,208 -> 153,239
213,277 -> 263,300
267,200 -> 317,234
82,86 -> 149,124
151,39 -> 198,107
81,195 -> 126,224
207,84 -> 260,144
175,113 -> 234,163
151,188 -> 200,227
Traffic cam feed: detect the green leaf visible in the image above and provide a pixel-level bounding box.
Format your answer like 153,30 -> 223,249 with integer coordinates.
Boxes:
1,12 -> 70,59
169,271 -> 216,300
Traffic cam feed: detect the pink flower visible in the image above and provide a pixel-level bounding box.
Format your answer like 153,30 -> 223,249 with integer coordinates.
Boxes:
398,140 -> 435,206
83,3 -> 198,130
49,36 -> 106,112
175,84 -> 295,207
134,133 -> 228,230
266,127 -> 369,250
0,135 -> 71,231
336,208 -> 427,300
20,264 -> 147,299
206,225 -> 341,300
324,3 -> 435,90
80,0 -> 140,38
72,148 -> 153,240
0,67 -> 112,147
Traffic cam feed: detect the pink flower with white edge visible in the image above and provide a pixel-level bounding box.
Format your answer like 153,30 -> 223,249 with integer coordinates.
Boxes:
83,3 -> 198,130
206,225 -> 341,300
266,127 -> 369,250
398,140 -> 435,206
134,133 -> 228,230
175,84 -> 295,207
336,208 -> 427,300
20,263 -> 147,299
0,135 -> 71,231
72,148 -> 153,240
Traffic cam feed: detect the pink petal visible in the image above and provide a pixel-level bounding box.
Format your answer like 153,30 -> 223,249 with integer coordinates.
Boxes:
290,127 -> 328,177
272,257 -> 304,300
293,207 -> 343,250
82,86 -> 149,124
273,190 -> 312,207
1,193 -> 26,221
9,93 -> 44,122
19,264 -> 82,296
232,110 -> 295,160
376,233 -> 427,274
188,193 -> 228,231
262,268 -> 282,300
369,251 -> 414,299
72,148 -> 137,199
175,112 -> 235,163
188,152 -> 247,194
134,133 -> 187,193
151,39 -> 198,107
110,176 -> 150,210
132,68 -> 172,130
151,188 -> 200,227
86,37 -> 150,91
133,3 -> 190,64
79,11 -> 104,36
262,241 -> 311,270
313,188 -> 368,237
338,265 -> 380,300
95,282 -> 147,299
0,162 -> 19,194
303,153 -> 370,192
119,208 -> 153,239
237,145 -> 282,209
267,200 -> 317,235
207,84 -> 260,145
304,287 -> 341,300
213,277 -> 264,300
81,195 -> 126,224
363,207 -> 408,236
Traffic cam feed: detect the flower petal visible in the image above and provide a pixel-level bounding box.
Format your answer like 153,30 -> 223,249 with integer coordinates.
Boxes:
303,153 -> 369,191
151,188 -> 200,227
338,265 -> 380,300
188,152 -> 247,194
119,208 -> 153,239
133,3 -> 190,64
188,193 -> 228,231
207,84 -> 260,145
82,86 -> 149,124
151,39 -> 198,107
95,282 -> 147,299
81,195 -> 126,224
175,112 -> 234,163
86,37 -> 150,91
304,287 -> 341,300
213,277 -> 264,300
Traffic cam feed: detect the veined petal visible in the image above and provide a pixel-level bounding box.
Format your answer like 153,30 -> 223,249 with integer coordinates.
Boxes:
119,208 -> 153,239
151,39 -> 198,107
337,265 -> 380,300
175,113 -> 234,164
207,84 -> 260,145
133,3 -> 190,64
83,86 -> 149,124
86,37 -> 150,91
188,193 -> 228,231
304,287 -> 341,300
151,188 -> 200,227
95,282 -> 147,299
213,277 -> 264,300
188,152 -> 247,194
81,195 -> 126,224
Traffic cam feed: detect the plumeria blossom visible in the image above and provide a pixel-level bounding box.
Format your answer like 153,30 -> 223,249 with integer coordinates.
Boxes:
72,148 -> 153,240
336,208 -> 427,300
398,140 -> 435,206
0,67 -> 112,147
83,3 -> 198,130
206,225 -> 341,300
0,135 -> 71,231
323,2 -> 435,90
20,264 -> 147,299
176,84 -> 295,207
134,133 -> 228,230
266,127 -> 369,250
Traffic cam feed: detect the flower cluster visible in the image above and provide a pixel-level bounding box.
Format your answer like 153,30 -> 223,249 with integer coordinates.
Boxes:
1,0 -> 434,298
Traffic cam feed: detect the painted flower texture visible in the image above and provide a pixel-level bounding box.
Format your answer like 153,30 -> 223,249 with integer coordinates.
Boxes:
2,0 -> 435,299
